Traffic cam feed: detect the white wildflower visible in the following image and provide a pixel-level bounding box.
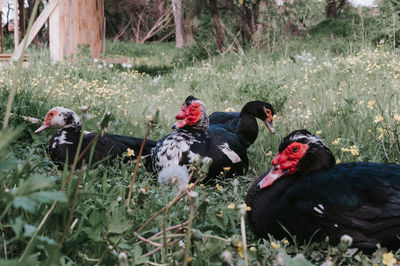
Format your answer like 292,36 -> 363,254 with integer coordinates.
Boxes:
158,165 -> 189,190
340,234 -> 353,246
220,250 -> 232,264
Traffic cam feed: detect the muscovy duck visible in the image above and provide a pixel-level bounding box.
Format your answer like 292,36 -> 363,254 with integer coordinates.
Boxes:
152,96 -> 267,179
246,130 -> 400,251
209,101 -> 275,146
35,107 -> 156,168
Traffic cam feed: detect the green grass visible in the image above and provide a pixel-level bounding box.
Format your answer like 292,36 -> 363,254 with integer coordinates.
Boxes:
0,38 -> 399,265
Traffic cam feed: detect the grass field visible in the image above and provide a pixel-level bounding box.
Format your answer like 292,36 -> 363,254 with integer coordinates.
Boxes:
1,37 -> 399,265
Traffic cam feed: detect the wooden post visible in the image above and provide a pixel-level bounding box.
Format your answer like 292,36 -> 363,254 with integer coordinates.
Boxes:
19,0 -> 25,37
50,0 -> 104,60
0,11 -> 3,53
13,0 -> 19,49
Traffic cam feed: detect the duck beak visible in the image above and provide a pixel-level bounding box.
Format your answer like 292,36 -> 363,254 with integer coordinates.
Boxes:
34,121 -> 50,134
257,165 -> 287,190
264,120 -> 275,134
173,119 -> 188,129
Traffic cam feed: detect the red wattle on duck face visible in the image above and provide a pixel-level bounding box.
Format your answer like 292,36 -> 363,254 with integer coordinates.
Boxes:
258,142 -> 308,189
175,110 -> 186,120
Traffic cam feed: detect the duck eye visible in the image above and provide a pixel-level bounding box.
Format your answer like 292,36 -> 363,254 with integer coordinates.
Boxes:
292,147 -> 299,153
50,112 -> 54,117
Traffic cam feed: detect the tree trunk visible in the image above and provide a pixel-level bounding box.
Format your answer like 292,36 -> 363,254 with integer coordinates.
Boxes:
183,0 -> 202,45
172,0 -> 184,48
18,0 -> 25,37
254,0 -> 267,47
227,0 -> 243,43
209,0 -> 226,51
326,0 -> 347,18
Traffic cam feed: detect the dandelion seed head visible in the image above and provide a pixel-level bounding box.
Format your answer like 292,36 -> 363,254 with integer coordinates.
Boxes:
158,165 -> 189,190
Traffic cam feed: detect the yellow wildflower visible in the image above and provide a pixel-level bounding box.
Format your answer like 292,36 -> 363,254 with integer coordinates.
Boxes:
374,114 -> 384,123
341,147 -> 351,153
216,184 -> 223,191
238,0 -> 244,5
187,183 -> 195,190
332,138 -> 341,145
367,100 -> 376,109
349,145 -> 360,156
216,213 -> 223,218
394,114 -> 400,122
249,246 -> 257,252
126,148 -> 135,157
227,203 -> 236,209
199,184 -> 205,188
283,239 -> 289,245
336,159 -> 341,164
316,130 -> 322,135
271,241 -> 280,249
377,127 -> 384,139
266,151 -> 273,156
235,241 -> 244,258
223,167 -> 231,171
224,107 -> 235,112
382,252 -> 397,266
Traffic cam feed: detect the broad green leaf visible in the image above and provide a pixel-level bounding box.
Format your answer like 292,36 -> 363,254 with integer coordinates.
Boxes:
12,196 -> 37,212
30,191 -> 68,204
0,253 -> 39,266
36,235 -> 57,245
23,224 -> 37,237
0,158 -> 17,171
284,256 -> 314,266
11,216 -> 23,237
17,175 -> 53,195
108,207 -> 131,234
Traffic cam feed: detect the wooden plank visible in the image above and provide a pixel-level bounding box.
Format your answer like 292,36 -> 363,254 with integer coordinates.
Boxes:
0,53 -> 28,60
0,0 -> 8,10
11,0 -> 60,61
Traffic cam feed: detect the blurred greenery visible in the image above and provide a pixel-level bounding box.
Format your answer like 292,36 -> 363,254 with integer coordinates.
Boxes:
0,1 -> 399,264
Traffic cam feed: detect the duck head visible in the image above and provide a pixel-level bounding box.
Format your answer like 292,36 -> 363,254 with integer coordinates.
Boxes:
258,130 -> 335,189
34,107 -> 82,133
243,101 -> 275,133
172,96 -> 209,130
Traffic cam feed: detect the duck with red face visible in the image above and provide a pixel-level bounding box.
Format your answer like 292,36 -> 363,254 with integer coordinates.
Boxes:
151,96 -> 261,180
246,130 -> 400,251
35,107 -> 156,169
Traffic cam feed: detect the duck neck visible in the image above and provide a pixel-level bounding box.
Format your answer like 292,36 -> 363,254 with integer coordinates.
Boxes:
258,173 -> 299,205
236,112 -> 258,145
61,123 -> 82,137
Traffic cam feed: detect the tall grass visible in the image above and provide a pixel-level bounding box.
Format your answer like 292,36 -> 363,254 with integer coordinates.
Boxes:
0,36 -> 399,264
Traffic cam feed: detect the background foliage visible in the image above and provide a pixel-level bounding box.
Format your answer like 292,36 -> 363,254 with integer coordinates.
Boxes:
0,0 -> 400,265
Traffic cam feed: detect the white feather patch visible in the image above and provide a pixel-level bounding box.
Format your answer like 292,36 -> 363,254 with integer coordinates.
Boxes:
218,143 -> 241,163
154,131 -> 201,168
313,204 -> 324,215
289,132 -> 328,148
52,131 -> 73,149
